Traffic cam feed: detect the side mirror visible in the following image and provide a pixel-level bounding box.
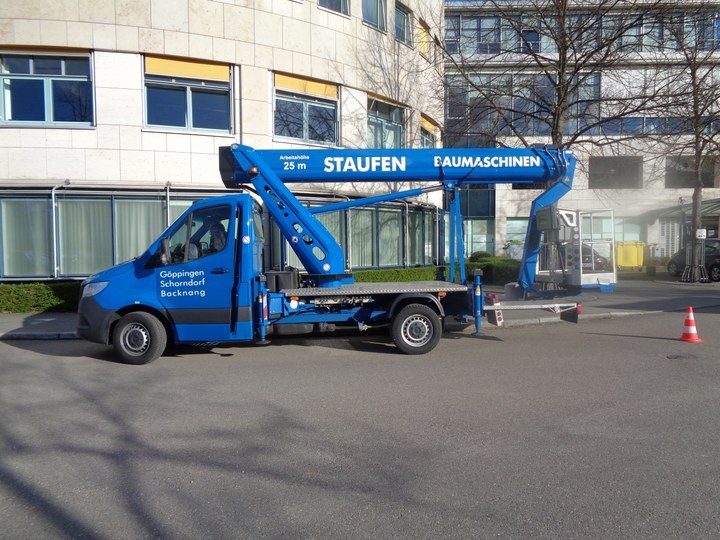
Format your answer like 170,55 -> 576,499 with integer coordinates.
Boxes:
144,239 -> 171,269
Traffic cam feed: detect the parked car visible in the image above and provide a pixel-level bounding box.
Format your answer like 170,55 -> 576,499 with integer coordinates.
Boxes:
666,239 -> 720,281
582,244 -> 610,272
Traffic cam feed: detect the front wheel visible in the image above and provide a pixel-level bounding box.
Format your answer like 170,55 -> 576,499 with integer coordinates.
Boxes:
391,304 -> 442,355
709,265 -> 720,282
667,260 -> 679,276
113,312 -> 167,364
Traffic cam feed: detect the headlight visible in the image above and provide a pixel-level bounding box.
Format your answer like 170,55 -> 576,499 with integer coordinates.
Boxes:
82,281 -> 109,298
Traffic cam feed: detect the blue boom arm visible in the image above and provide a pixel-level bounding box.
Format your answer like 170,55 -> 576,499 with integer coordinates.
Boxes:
220,144 -> 575,289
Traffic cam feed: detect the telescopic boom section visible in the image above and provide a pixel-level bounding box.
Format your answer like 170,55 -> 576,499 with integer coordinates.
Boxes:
219,144 -> 576,288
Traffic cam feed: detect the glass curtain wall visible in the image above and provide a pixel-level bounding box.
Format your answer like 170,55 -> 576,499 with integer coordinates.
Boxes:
0,192 -> 437,279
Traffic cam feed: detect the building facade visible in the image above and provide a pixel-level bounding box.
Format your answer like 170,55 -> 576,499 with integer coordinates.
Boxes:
443,0 -> 720,262
0,0 -> 444,280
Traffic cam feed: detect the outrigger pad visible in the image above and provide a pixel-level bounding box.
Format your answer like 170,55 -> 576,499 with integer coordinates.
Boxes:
560,303 -> 581,323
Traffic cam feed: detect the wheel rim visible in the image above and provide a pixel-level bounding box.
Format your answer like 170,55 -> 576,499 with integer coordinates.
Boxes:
120,322 -> 151,356
401,314 -> 433,348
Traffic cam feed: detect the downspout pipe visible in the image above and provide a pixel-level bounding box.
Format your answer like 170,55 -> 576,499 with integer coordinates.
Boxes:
50,184 -> 63,279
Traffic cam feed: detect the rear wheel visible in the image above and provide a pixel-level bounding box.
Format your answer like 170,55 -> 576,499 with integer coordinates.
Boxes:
113,312 -> 167,364
391,304 -> 442,355
667,260 -> 679,276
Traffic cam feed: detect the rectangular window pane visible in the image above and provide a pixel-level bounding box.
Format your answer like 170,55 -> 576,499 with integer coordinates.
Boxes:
58,199 -> 112,275
319,0 -> 348,16
316,210 -> 345,250
52,80 -> 93,122
665,156 -> 714,188
170,200 -> 194,223
351,208 -> 375,267
65,57 -> 91,76
1,199 -> 52,277
192,89 -> 230,130
589,156 -> 643,189
115,200 -> 166,263
385,123 -> 402,148
3,56 -> 31,74
363,0 -> 386,30
33,57 -> 62,75
379,208 -> 402,266
147,85 -> 186,127
396,6 -> 411,45
4,79 -> 46,121
308,103 -> 336,143
408,211 -> 422,265
275,98 -> 304,139
424,212 -> 434,264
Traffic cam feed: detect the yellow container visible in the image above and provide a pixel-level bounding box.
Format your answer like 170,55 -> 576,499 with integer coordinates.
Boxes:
616,241 -> 645,267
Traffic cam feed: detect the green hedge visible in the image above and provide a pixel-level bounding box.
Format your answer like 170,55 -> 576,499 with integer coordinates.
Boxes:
0,282 -> 81,313
354,258 -> 520,286
0,259 -> 521,313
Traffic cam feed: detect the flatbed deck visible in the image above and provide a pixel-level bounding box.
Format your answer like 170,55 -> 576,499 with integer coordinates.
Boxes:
281,281 -> 469,297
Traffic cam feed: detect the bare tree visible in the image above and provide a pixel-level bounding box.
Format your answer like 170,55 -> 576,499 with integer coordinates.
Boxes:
441,0 -> 674,149
647,3 -> 720,281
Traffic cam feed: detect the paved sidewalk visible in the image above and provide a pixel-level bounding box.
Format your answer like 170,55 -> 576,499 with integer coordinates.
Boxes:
2,277 -> 719,341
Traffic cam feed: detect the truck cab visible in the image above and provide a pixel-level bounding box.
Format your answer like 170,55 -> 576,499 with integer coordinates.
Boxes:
78,193 -> 265,361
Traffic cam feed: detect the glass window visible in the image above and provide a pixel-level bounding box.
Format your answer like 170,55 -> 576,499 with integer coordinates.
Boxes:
1,199 -> 52,277
520,28 -> 540,53
0,54 -> 94,125
115,199 -> 166,263
421,127 -> 434,148
589,156 -> 643,189
363,0 -> 386,31
57,199 -> 113,275
396,4 -> 412,46
145,75 -> 230,132
319,0 -> 349,16
465,219 -> 494,256
351,208 -> 376,267
274,92 -> 337,145
445,16 -> 460,54
665,156 -> 715,189
166,205 -> 232,264
379,208 -> 402,266
419,20 -> 432,57
368,99 -> 404,149
408,210 -> 424,265
459,16 -> 500,55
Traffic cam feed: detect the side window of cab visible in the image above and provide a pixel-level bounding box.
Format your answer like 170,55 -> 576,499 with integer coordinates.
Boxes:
164,205 -> 232,265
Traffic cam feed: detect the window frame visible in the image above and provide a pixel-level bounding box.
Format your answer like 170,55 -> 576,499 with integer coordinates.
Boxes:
368,99 -> 405,149
318,0 -> 350,17
0,53 -> 94,126
395,3 -> 413,46
363,0 -> 387,31
274,90 -> 339,146
588,156 -> 644,189
144,74 -> 232,133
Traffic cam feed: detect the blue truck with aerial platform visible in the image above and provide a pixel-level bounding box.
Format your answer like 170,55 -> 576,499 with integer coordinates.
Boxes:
77,144 -> 578,363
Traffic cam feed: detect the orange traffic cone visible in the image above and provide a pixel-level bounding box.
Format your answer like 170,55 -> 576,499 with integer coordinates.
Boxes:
679,307 -> 703,343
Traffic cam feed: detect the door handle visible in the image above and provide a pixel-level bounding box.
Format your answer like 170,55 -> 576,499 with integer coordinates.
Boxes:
211,268 -> 229,274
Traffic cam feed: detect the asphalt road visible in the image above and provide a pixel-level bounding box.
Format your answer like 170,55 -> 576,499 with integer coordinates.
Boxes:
1,309 -> 719,538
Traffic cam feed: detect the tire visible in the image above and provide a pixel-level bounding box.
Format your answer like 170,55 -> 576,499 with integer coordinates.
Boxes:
709,265 -> 720,282
112,312 -> 167,364
391,303 -> 442,355
667,260 -> 679,276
